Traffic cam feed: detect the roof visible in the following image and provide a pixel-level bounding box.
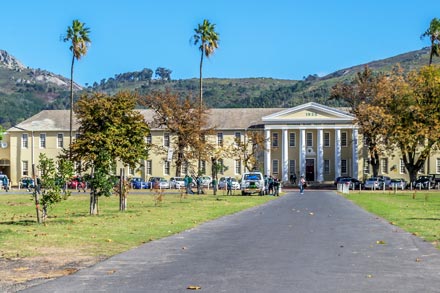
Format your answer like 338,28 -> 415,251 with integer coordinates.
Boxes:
7,104 -> 352,132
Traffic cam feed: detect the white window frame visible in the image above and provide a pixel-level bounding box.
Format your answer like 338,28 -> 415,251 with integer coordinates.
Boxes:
289,159 -> 296,175
22,160 -> 29,176
272,133 -> 279,147
163,133 -> 170,147
289,132 -> 296,147
381,158 -> 388,174
235,132 -> 241,145
324,159 -> 330,174
400,159 -> 407,174
146,160 -> 152,175
306,132 -> 313,147
57,133 -> 64,148
235,160 -> 241,175
39,133 -> 46,149
341,132 -> 347,147
146,134 -> 152,144
272,159 -> 279,174
217,132 -> 224,146
164,161 -> 170,175
324,132 -> 330,147
341,159 -> 347,174
22,133 -> 28,148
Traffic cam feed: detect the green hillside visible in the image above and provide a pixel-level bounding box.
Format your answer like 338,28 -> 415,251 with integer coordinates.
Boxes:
1,47 -> 439,128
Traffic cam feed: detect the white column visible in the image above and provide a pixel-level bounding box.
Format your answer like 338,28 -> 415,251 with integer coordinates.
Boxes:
264,128 -> 271,176
317,129 -> 324,182
352,128 -> 359,179
335,129 -> 341,178
300,129 -> 306,177
282,128 -> 288,182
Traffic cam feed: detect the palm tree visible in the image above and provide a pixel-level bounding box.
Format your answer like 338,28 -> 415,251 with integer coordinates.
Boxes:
421,17 -> 440,65
64,19 -> 91,158
192,19 -> 219,107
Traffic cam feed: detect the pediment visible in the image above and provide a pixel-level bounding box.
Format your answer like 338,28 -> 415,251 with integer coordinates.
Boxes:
262,102 -> 354,123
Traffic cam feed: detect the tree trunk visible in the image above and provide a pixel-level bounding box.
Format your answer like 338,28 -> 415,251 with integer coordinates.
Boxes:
69,55 -> 75,160
90,189 -> 98,215
119,168 -> 127,211
32,164 -> 42,224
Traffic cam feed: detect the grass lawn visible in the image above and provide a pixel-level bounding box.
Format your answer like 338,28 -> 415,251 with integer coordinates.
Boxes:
343,189 -> 440,248
0,190 -> 276,259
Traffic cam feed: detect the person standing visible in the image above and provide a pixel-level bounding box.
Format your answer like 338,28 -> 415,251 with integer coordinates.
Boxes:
273,178 -> 280,196
298,176 -> 306,195
226,177 -> 232,195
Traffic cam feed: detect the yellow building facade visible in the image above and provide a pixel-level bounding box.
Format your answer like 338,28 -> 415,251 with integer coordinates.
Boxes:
0,102 -> 438,186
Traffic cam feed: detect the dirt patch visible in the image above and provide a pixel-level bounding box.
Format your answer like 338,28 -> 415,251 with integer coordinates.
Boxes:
0,247 -> 106,292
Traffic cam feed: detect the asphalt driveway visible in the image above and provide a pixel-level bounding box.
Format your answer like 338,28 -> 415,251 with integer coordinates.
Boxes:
22,190 -> 440,292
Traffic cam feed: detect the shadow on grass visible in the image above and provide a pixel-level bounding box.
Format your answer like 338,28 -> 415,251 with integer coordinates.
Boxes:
408,217 -> 440,221
0,219 -> 37,226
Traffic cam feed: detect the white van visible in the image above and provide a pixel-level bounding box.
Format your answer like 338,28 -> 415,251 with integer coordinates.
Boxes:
240,172 -> 265,195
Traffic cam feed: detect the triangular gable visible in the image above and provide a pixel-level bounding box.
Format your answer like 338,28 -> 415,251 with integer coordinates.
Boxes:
262,102 -> 354,123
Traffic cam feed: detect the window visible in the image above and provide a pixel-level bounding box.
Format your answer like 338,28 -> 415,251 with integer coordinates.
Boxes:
146,134 -> 152,144
22,160 -> 29,176
324,160 -> 330,174
437,158 -> 440,174
75,133 -> 80,140
57,133 -> 63,148
381,158 -> 388,174
289,132 -> 296,147
324,132 -> 330,147
235,160 -> 242,175
163,133 -> 170,147
235,132 -> 241,144
272,133 -> 279,147
272,160 -> 279,174
22,133 -> 28,148
401,159 -> 407,174
146,160 -> 152,175
128,167 -> 134,176
39,133 -> 46,148
341,159 -> 347,174
217,133 -> 223,146
164,161 -> 170,175
418,162 -> 425,174
306,132 -> 313,147
183,162 -> 188,175
341,132 -> 347,147
289,160 -> 296,175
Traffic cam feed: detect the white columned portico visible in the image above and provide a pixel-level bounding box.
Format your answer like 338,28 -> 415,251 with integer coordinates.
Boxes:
264,128 -> 271,176
317,129 -> 324,182
299,129 -> 306,177
335,129 -> 341,178
282,128 -> 288,182
352,128 -> 359,179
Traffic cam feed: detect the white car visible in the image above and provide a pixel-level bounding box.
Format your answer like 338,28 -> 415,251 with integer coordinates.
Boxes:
170,177 -> 185,189
218,177 -> 240,190
158,178 -> 170,189
240,172 -> 265,195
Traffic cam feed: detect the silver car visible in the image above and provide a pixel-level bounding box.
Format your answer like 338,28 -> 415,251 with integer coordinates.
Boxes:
364,177 -> 383,190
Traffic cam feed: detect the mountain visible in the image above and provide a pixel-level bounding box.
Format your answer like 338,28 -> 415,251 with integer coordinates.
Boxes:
1,47 -> 439,128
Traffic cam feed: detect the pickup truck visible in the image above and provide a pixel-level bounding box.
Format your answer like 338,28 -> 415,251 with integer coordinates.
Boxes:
240,172 -> 265,196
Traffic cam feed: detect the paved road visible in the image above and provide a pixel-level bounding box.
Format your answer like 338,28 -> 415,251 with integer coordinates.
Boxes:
23,190 -> 440,292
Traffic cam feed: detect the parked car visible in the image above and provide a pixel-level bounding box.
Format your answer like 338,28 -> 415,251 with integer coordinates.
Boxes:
68,176 -> 87,191
414,175 -> 434,189
218,177 -> 240,190
339,177 -> 362,189
158,178 -> 170,189
389,178 -> 407,190
364,177 -> 384,190
131,177 -> 149,189
170,177 -> 185,189
148,177 -> 163,189
241,172 -> 265,195
19,176 -> 35,189
377,175 -> 391,188
334,176 -> 351,186
200,176 -> 212,187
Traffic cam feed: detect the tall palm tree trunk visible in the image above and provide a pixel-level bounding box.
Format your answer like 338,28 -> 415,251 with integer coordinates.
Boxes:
69,55 -> 75,159
198,49 -> 204,174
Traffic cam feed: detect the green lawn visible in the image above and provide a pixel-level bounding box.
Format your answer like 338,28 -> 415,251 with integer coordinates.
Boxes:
343,190 -> 440,248
0,190 -> 276,259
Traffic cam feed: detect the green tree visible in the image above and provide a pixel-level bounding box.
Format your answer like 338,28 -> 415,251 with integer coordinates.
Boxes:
70,91 -> 150,214
192,19 -> 220,107
37,154 -> 73,222
0,125 -> 5,141
421,18 -> 440,65
64,19 -> 91,157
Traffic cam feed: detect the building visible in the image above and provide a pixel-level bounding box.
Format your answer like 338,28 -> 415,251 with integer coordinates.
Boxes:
0,102 -> 437,186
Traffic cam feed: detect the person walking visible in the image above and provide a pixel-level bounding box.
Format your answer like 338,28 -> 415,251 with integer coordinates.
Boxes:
298,176 -> 306,195
226,177 -> 232,195
273,178 -> 280,196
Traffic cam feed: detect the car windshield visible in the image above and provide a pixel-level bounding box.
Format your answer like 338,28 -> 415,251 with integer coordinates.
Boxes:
244,174 -> 261,180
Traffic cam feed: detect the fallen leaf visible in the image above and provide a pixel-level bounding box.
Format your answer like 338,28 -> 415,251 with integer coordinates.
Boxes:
182,247 -> 187,250
309,212 -> 314,216
415,258 -> 422,262
107,270 -> 117,274
187,285 -> 202,290
106,239 -> 113,242
367,274 -> 373,278
376,240 -> 386,245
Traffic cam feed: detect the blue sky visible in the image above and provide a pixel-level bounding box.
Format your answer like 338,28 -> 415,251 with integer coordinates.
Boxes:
1,1 -> 438,86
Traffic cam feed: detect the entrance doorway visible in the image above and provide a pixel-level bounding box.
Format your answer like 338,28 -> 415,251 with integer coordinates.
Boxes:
306,159 -> 315,181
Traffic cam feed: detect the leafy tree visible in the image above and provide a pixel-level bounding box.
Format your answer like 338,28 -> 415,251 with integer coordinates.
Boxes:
232,128 -> 267,173
64,19 -> 91,157
421,18 -> 440,65
155,67 -> 172,81
0,125 -> 4,140
192,19 -> 220,107
138,90 -> 213,176
37,154 -> 73,222
70,91 -> 150,214
381,65 -> 440,183
330,66 -> 385,176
